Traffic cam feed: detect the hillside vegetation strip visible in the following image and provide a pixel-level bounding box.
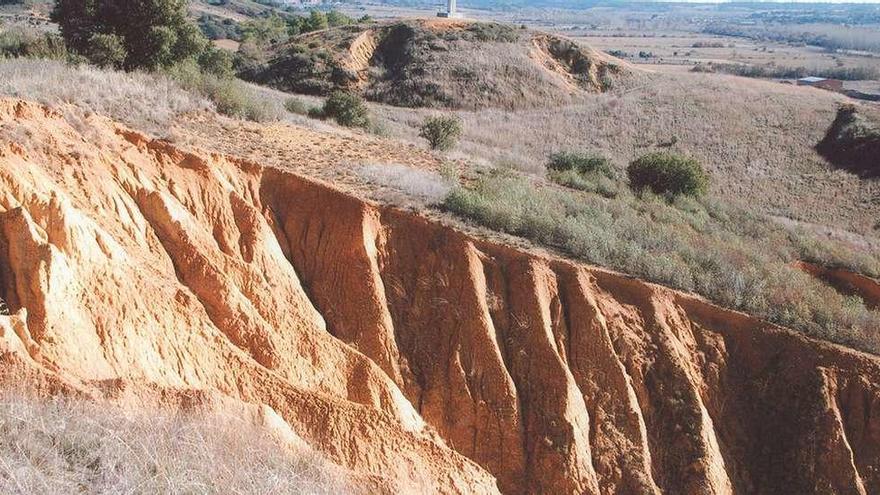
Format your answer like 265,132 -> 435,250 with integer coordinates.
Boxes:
443,170 -> 880,354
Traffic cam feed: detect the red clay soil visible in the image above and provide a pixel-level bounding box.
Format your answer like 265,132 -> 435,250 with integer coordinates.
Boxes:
2,98 -> 880,494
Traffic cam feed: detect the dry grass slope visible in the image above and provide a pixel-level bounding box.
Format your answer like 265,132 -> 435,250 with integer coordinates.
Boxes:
0,394 -> 345,495
374,73 -> 880,235
0,59 -> 209,136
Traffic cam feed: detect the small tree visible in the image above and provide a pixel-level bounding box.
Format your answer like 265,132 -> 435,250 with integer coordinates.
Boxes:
419,115 -> 463,151
304,10 -> 329,32
322,91 -> 369,128
627,152 -> 708,198
326,10 -> 353,27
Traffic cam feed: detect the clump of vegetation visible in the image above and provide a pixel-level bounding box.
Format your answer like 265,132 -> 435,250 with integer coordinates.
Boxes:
817,104 -> 880,177
0,29 -> 68,60
443,170 -> 880,353
548,151 -> 613,176
627,152 -> 708,198
319,90 -> 370,128
284,96 -> 309,115
419,115 -> 463,151
165,61 -> 281,122
546,151 -> 619,197
52,0 -> 208,70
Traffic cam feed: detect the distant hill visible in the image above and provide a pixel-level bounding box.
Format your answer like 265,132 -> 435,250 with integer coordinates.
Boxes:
241,19 -> 632,110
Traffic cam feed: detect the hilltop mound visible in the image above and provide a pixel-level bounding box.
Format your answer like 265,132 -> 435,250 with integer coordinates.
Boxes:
4,98 -> 880,493
241,19 -> 631,110
818,104 -> 880,178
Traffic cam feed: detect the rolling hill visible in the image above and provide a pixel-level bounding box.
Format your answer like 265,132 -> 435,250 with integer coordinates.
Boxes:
242,18 -> 633,110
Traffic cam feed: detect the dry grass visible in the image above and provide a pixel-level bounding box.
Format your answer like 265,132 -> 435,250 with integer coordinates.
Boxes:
0,393 -> 346,495
0,59 -> 209,136
444,170 -> 880,353
374,71 -> 880,236
357,163 -> 451,202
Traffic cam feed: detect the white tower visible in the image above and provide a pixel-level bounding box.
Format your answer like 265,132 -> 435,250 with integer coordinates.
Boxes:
437,0 -> 459,18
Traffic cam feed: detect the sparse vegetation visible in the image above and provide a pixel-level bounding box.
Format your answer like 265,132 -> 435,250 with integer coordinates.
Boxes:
0,58 -> 209,136
419,115 -> 463,151
627,152 -> 708,198
165,61 -> 282,122
358,163 -> 451,202
443,171 -> 880,353
320,91 -> 369,128
284,96 -> 309,115
0,393 -> 344,494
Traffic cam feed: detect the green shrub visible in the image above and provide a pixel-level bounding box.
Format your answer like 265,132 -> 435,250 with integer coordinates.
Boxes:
548,151 -> 613,176
548,169 -> 619,198
284,97 -> 309,115
322,91 -> 369,128
627,152 -> 708,198
84,33 -> 127,68
197,47 -> 235,78
419,115 -> 463,151
307,106 -> 326,119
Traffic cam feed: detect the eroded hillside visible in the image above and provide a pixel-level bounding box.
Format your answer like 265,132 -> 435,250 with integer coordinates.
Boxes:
242,19 -> 630,110
2,99 -> 880,494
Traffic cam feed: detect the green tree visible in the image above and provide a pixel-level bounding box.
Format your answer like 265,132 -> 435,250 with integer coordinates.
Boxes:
326,10 -> 353,27
241,14 -> 288,46
52,0 -> 208,70
303,10 -> 328,32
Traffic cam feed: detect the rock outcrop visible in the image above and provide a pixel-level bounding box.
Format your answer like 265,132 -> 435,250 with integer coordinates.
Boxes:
2,98 -> 880,494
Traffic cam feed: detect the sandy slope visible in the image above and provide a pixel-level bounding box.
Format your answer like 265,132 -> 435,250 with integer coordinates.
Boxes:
2,98 -> 880,493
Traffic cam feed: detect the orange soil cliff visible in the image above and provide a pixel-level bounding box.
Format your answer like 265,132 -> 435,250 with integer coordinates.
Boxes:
1,99 -> 880,494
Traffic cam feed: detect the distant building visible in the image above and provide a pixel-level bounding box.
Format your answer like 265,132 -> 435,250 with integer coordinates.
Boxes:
797,77 -> 844,91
